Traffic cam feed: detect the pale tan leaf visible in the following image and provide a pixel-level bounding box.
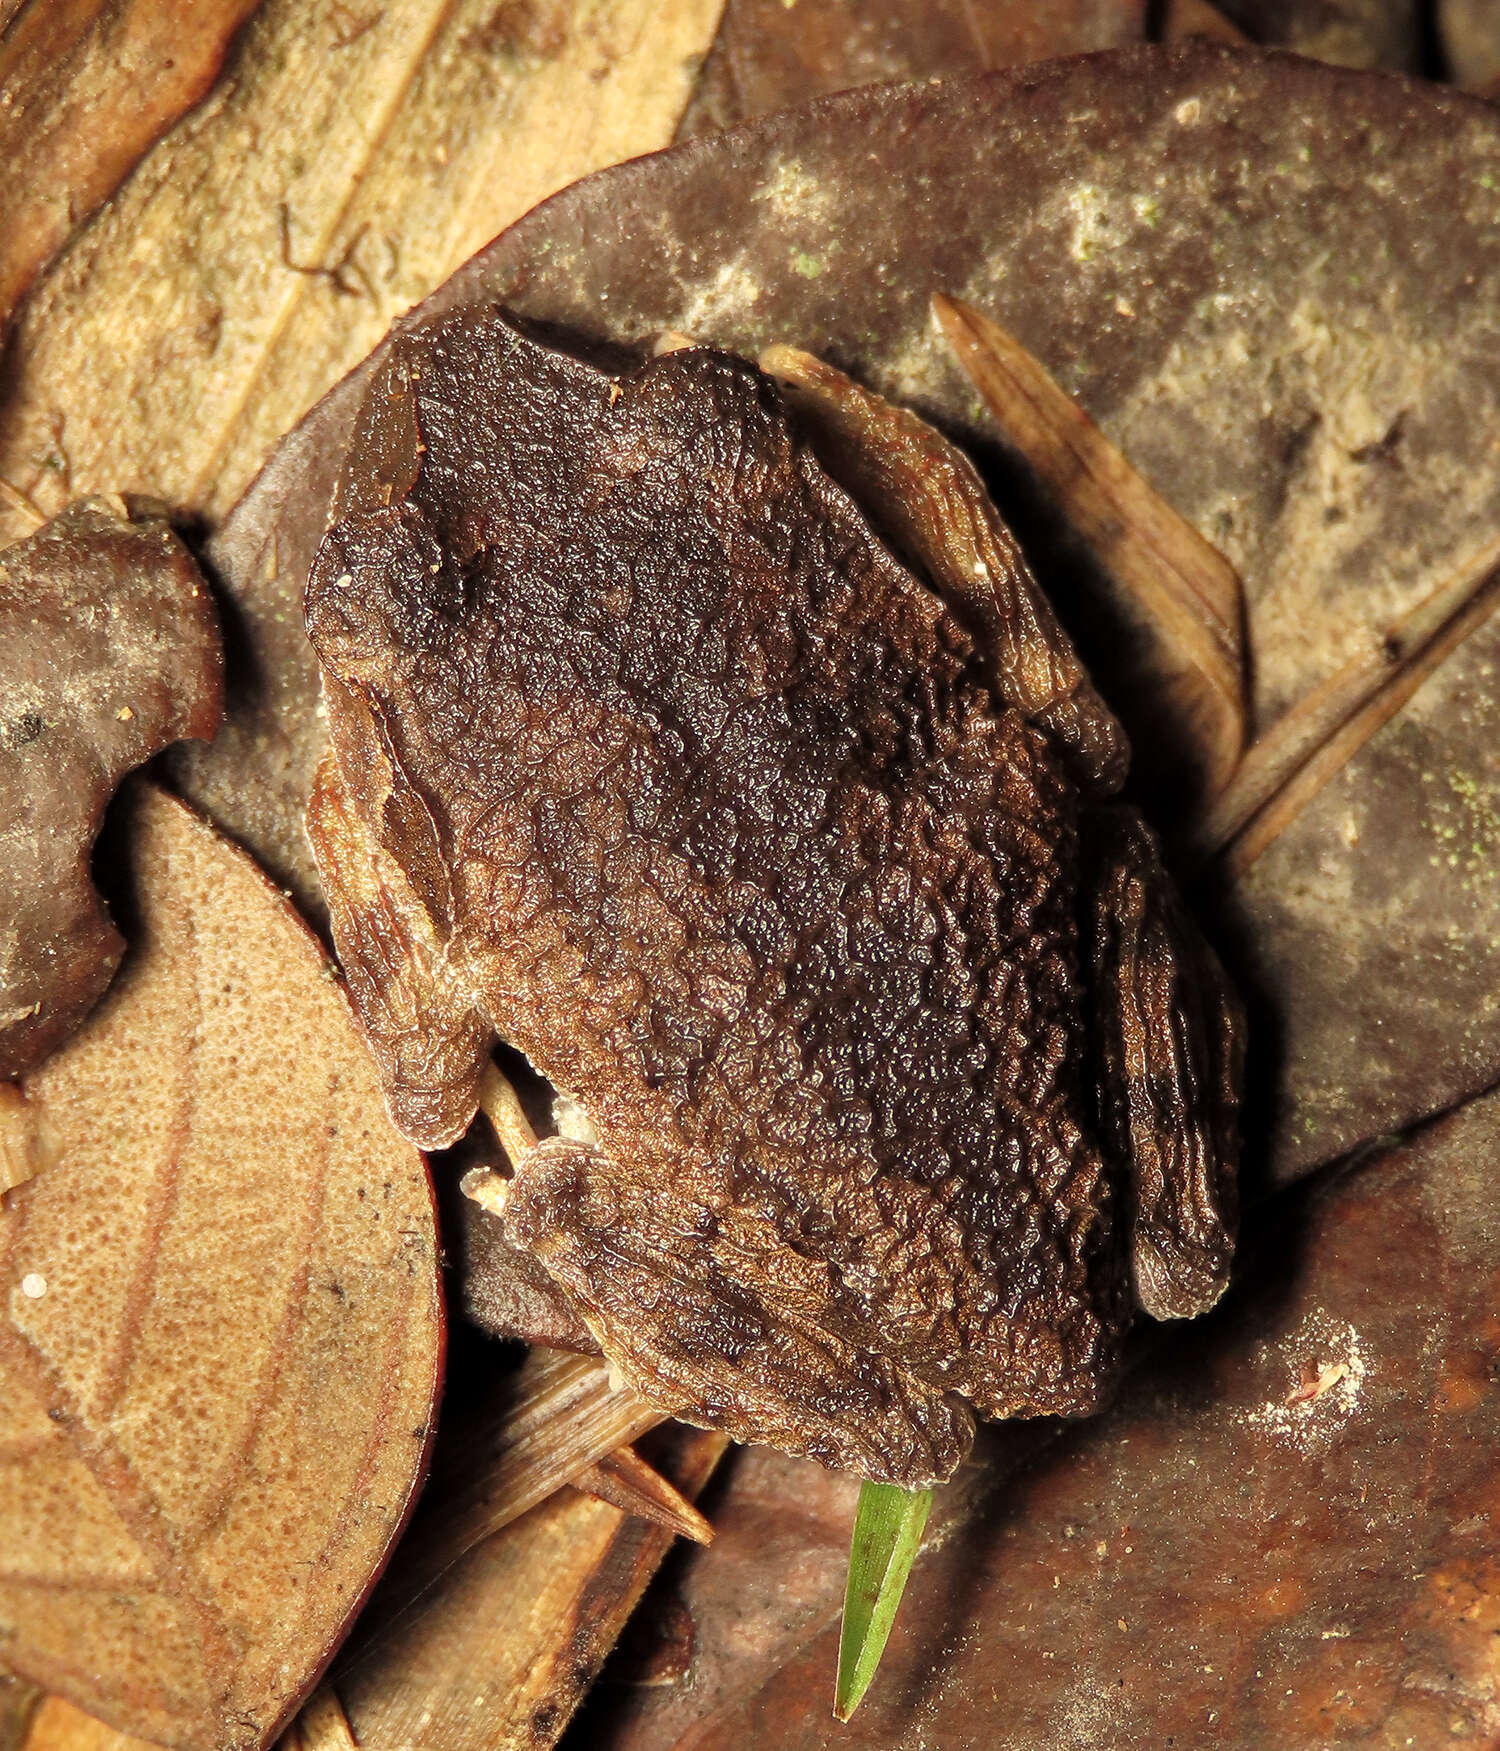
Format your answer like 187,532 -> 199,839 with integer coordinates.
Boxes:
0,0 -> 262,329
0,0 -> 726,546
0,782 -> 442,1751
932,292 -> 1249,803
12,1696 -> 155,1751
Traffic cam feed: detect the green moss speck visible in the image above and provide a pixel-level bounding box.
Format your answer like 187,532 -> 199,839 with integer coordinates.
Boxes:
791,251 -> 823,279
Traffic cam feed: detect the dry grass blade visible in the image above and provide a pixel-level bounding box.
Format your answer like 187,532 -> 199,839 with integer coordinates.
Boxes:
932,292 -> 1248,801
348,1347 -> 663,1651
1159,0 -> 1252,44
0,1086 -> 38,1195
574,1443 -> 715,1545
1200,533 -> 1500,876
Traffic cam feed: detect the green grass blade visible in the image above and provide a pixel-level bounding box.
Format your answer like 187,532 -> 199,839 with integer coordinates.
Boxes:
833,1480 -> 933,1722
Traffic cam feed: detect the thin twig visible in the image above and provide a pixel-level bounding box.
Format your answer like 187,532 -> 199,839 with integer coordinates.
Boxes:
0,477 -> 46,530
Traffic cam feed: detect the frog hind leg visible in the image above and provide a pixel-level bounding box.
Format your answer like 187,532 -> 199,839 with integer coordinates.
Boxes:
501,1133 -> 975,1487
1083,805 -> 1241,1320
307,748 -> 495,1150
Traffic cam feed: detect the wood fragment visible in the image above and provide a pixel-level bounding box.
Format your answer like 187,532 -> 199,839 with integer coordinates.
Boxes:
932,292 -> 1248,803
336,1427 -> 728,1751
574,1444 -> 715,1545
1200,533 -> 1500,875
286,1690 -> 358,1751
349,1348 -> 664,1655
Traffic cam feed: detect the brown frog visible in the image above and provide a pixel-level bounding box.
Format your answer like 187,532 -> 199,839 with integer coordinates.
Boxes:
304,310 -> 1239,1487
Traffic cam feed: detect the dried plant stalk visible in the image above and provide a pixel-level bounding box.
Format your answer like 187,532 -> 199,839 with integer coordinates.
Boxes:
1200,533 -> 1500,874
574,1444 -> 715,1545
932,292 -> 1248,801
350,1348 -> 664,1649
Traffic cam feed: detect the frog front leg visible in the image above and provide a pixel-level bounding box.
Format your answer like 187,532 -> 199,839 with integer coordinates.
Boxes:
1082,806 -> 1240,1320
500,1133 -> 976,1486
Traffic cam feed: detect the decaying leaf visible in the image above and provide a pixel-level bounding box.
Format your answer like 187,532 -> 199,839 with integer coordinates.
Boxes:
0,0 -> 262,329
0,782 -> 442,1751
0,497 -> 221,1078
1211,0 -> 1421,68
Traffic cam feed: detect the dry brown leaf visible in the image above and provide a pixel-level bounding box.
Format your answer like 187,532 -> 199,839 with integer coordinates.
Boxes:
674,0 -> 1145,139
0,0 -> 725,548
932,292 -> 1249,806
0,782 -> 442,1751
0,0 -> 262,329
0,497 -> 221,1078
